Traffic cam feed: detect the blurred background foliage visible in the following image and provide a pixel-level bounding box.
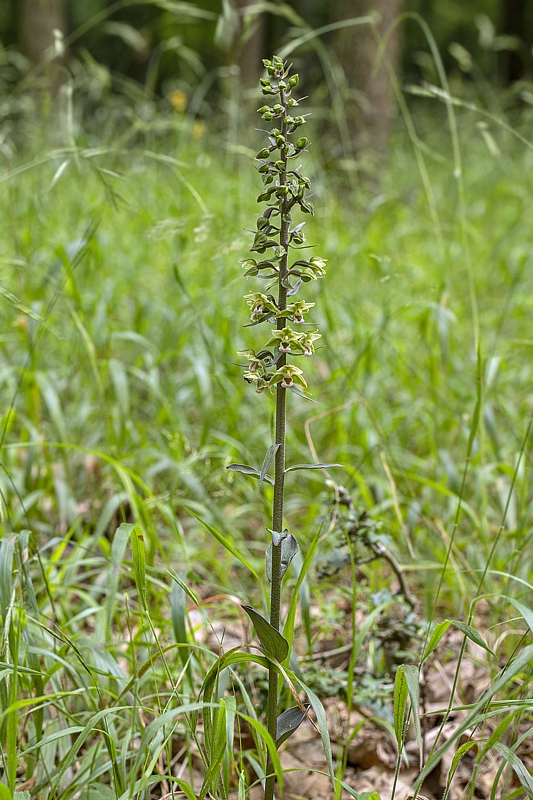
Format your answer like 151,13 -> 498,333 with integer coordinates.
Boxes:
2,0 -> 533,167
6,0 -> 532,84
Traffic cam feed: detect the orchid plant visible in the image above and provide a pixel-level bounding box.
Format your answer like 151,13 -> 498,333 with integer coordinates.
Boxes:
224,56 -> 337,800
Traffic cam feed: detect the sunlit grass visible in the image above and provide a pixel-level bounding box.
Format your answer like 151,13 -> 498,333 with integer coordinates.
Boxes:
2,90 -> 533,797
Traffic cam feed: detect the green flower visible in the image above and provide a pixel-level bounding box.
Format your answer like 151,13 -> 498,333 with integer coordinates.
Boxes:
244,292 -> 278,321
269,365 -> 307,390
238,349 -> 264,372
300,331 -> 321,356
244,370 -> 270,393
284,300 -> 315,323
265,326 -> 304,354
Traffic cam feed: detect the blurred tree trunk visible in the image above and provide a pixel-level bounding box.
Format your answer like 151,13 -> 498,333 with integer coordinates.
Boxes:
236,0 -> 266,89
19,0 -> 68,144
500,0 -> 528,83
19,0 -> 66,92
334,0 -> 403,163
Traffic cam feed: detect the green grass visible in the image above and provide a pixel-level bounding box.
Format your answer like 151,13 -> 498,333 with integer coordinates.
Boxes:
2,88 -> 533,798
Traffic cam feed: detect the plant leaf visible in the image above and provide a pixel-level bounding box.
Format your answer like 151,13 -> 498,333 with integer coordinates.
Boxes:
403,665 -> 422,768
450,619 -> 495,656
393,665 -> 409,749
493,741 -> 533,796
287,385 -> 318,403
267,528 -> 288,546
285,462 -> 343,473
266,535 -> 299,582
276,705 -> 309,748
105,522 -> 132,636
420,619 -> 451,664
508,598 -> 533,636
242,606 -> 289,662
301,683 -> 334,782
446,740 -> 480,792
129,525 -> 147,611
226,464 -> 274,486
260,444 -> 279,486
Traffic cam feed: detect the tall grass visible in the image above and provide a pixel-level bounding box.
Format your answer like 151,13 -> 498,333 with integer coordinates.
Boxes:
1,49 -> 533,797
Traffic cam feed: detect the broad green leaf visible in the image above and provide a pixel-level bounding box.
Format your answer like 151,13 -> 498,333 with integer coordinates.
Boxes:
266,535 -> 299,582
242,606 -> 289,662
129,525 -> 147,610
450,619 -> 495,656
275,705 -> 309,748
284,462 -> 342,473
393,665 -> 409,748
260,444 -> 279,486
403,665 -> 422,768
226,464 -> 274,486
421,619 -> 451,664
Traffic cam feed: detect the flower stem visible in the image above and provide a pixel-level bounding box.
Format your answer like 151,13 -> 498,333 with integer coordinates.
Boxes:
265,89 -> 290,800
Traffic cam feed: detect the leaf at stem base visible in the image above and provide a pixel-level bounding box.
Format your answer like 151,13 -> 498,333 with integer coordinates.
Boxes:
242,605 -> 289,662
276,705 -> 310,748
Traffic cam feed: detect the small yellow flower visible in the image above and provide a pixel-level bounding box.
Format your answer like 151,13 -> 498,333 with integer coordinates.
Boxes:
191,121 -> 206,139
170,90 -> 187,112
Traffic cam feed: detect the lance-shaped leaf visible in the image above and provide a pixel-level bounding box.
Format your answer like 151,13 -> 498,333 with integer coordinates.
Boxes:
420,619 -> 451,664
130,525 -> 147,611
226,464 -> 274,486
393,665 -> 409,749
450,619 -> 495,655
266,535 -> 299,582
260,444 -> 280,486
287,385 -> 318,403
276,705 -> 310,748
242,606 -> 289,662
403,665 -> 422,768
285,463 -> 343,474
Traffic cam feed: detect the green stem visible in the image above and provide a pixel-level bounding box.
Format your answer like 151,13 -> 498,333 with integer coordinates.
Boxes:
265,85 -> 290,800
